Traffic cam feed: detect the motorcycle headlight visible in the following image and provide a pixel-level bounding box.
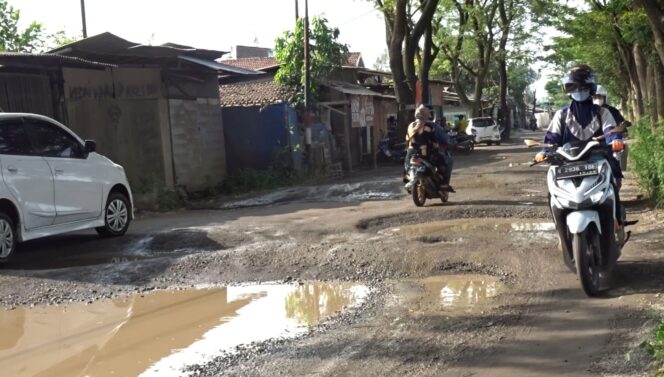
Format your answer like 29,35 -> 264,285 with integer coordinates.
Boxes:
595,164 -> 609,185
591,190 -> 603,202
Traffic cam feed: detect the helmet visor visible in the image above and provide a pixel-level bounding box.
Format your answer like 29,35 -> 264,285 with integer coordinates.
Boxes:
564,82 -> 593,93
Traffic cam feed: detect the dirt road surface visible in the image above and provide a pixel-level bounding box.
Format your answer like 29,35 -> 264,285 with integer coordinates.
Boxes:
1,129 -> 662,377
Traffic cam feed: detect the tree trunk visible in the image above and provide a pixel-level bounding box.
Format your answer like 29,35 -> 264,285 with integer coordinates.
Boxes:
633,43 -> 649,107
620,96 -> 629,119
647,62 -> 658,124
613,26 -> 645,119
382,0 -> 439,131
497,0 -> 512,138
636,0 -> 664,67
656,60 -> 664,126
419,24 -> 436,105
386,0 -> 412,133
404,33 -> 418,101
498,58 -> 510,136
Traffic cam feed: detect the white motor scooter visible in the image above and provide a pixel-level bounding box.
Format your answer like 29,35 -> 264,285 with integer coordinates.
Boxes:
525,125 -> 634,296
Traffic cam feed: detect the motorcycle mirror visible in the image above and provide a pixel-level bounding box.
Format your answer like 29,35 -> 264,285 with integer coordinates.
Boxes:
609,123 -> 627,135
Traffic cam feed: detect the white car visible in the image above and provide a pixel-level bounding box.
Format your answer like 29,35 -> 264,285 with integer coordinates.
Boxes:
466,117 -> 502,145
0,113 -> 133,264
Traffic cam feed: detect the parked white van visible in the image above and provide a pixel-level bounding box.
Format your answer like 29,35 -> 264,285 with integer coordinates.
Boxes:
0,113 -> 133,264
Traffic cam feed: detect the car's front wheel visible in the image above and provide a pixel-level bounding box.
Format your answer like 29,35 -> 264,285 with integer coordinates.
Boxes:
96,192 -> 131,238
0,213 -> 17,265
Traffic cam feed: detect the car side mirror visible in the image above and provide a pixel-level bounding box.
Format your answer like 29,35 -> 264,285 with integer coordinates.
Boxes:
84,140 -> 97,153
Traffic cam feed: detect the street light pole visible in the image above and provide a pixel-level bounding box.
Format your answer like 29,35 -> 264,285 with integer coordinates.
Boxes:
80,0 -> 88,38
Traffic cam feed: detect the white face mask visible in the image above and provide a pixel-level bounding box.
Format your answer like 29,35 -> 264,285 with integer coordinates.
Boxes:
570,90 -> 590,102
593,98 -> 605,106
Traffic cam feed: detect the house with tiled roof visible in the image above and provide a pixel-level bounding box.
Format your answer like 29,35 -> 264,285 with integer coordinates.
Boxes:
219,50 -> 396,174
218,57 -> 280,72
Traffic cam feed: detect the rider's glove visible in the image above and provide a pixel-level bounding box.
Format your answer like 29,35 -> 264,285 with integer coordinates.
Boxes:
611,140 -> 625,152
534,152 -> 547,163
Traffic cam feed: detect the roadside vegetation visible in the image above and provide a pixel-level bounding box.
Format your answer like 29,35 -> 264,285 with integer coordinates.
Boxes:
631,118 -> 664,207
218,169 -> 309,196
641,320 -> 664,376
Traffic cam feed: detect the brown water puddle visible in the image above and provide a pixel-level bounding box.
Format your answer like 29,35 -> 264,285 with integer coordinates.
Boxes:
0,282 -> 368,377
402,274 -> 505,315
422,274 -> 503,309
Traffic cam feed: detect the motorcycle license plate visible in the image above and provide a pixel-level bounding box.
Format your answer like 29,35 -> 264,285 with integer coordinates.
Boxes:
555,163 -> 598,179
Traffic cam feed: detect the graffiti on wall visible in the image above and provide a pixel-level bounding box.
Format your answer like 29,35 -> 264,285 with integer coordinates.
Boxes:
67,83 -> 161,102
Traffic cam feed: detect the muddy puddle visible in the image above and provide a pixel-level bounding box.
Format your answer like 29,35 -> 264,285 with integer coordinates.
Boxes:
396,218 -> 556,242
0,281 -> 368,377
403,274 -> 505,315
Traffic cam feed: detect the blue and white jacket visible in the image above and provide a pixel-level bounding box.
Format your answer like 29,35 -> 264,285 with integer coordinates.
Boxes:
543,105 -> 622,153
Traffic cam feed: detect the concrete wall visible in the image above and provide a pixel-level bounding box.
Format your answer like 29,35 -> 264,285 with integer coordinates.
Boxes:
169,98 -> 226,191
62,67 -> 172,187
63,67 -> 227,192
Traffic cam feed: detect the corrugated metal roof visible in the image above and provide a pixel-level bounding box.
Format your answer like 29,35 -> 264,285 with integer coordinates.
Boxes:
326,80 -> 379,96
50,32 -> 228,61
50,32 -> 135,55
178,55 -> 260,75
0,52 -> 115,68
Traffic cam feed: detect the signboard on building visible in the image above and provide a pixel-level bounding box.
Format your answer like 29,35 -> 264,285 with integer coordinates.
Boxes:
351,95 -> 374,128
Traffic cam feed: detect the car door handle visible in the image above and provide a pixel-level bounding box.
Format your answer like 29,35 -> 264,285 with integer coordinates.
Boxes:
6,166 -> 17,173
54,168 -> 64,175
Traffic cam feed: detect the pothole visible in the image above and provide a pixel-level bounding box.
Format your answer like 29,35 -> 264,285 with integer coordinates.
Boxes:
415,235 -> 464,244
357,207 -> 550,232
0,281 -> 369,377
397,218 -> 557,241
148,229 -> 223,253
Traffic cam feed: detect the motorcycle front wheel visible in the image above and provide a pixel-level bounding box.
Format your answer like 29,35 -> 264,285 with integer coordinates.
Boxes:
412,178 -> 427,207
573,225 -> 602,297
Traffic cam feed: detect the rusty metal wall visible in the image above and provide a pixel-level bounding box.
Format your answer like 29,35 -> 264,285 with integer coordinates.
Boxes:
0,73 -> 54,116
169,98 -> 226,191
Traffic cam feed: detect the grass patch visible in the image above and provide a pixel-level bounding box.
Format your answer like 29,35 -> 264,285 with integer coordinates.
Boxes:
640,320 -> 664,376
131,175 -> 185,211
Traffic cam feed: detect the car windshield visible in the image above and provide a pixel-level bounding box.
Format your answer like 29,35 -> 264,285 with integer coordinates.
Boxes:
472,119 -> 493,128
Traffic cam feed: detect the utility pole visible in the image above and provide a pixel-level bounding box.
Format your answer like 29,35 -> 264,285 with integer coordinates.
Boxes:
295,0 -> 299,23
80,0 -> 88,38
303,0 -> 312,165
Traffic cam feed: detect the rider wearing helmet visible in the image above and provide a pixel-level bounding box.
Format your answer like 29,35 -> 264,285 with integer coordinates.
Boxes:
535,64 -> 626,226
534,65 -> 625,182
404,105 -> 454,192
592,85 -> 629,129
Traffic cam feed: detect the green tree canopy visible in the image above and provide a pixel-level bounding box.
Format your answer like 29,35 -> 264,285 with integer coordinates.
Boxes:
274,17 -> 349,108
0,0 -> 46,52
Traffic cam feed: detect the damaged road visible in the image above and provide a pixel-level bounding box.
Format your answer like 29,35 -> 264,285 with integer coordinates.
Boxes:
1,130 -> 663,376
